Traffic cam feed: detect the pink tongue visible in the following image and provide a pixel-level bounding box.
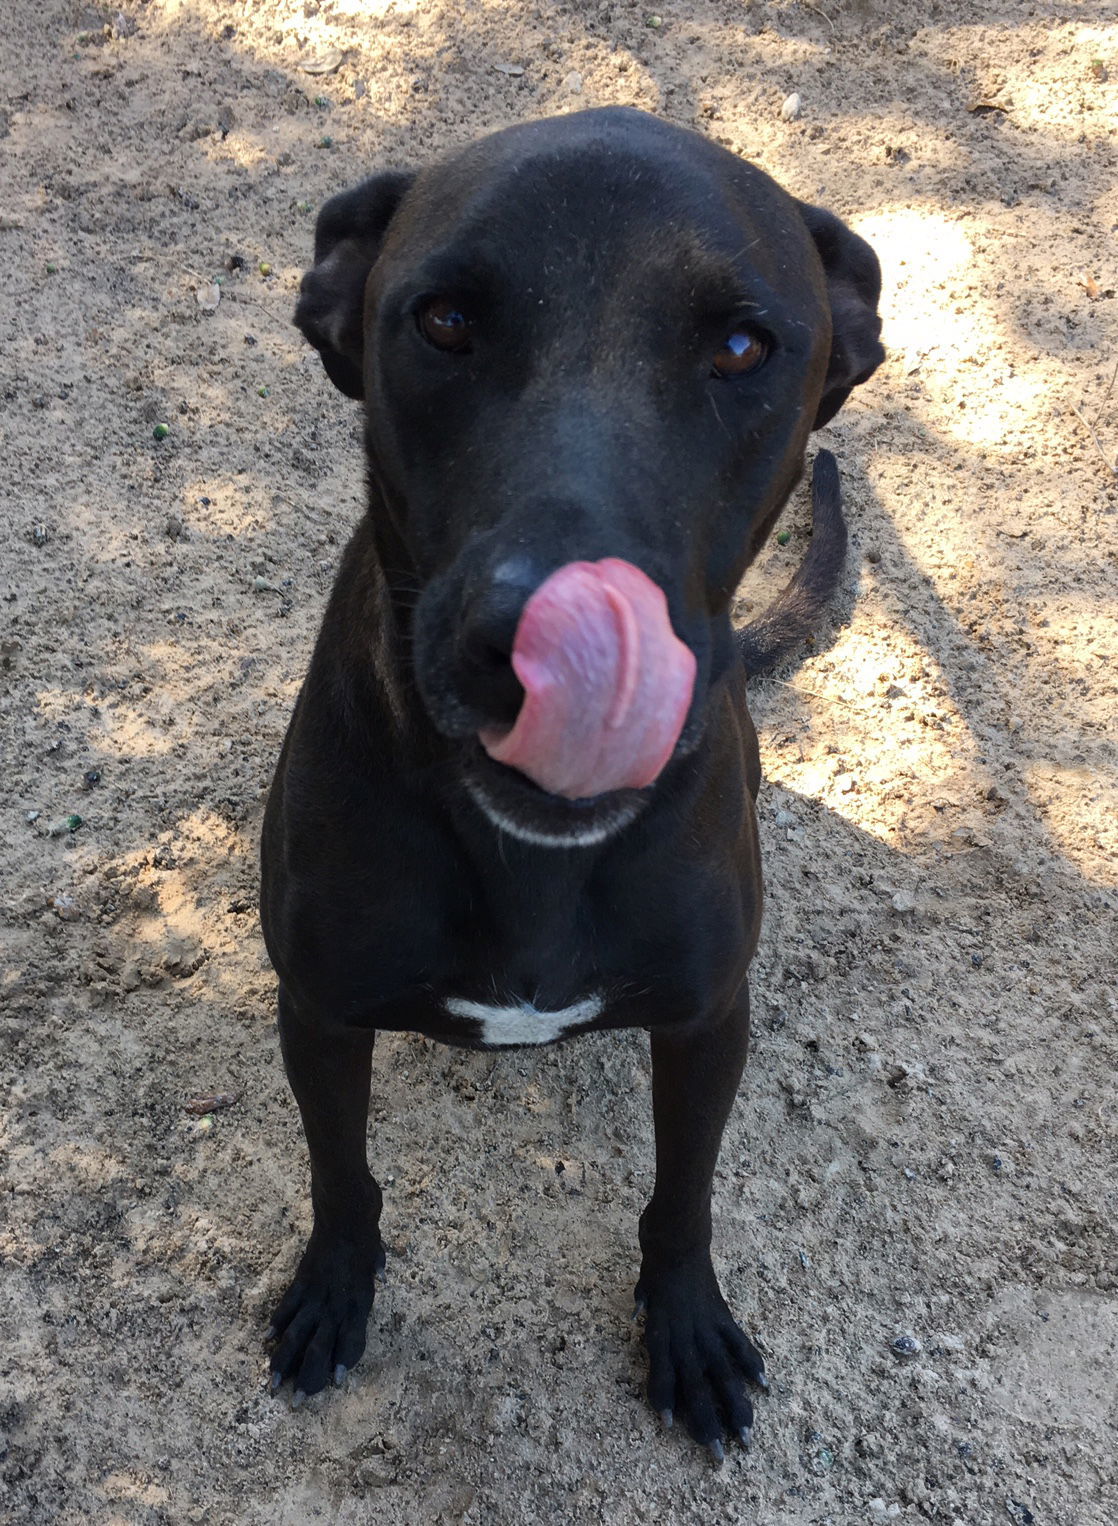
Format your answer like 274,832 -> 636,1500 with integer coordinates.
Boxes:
479,559 -> 696,800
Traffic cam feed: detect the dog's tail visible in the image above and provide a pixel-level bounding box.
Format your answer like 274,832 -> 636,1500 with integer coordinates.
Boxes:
737,449 -> 847,677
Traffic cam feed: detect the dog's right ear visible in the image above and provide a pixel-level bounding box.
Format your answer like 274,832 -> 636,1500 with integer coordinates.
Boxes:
294,170 -> 416,399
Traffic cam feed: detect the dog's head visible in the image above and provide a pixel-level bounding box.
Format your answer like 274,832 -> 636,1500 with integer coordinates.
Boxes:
297,108 -> 882,845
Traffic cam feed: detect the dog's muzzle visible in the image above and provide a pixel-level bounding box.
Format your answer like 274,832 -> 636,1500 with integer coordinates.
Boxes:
477,558 -> 696,800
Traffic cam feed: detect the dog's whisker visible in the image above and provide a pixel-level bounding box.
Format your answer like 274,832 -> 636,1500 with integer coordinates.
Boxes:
707,391 -> 733,442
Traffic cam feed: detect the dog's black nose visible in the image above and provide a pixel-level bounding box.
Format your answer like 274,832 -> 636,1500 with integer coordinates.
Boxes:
456,557 -> 539,726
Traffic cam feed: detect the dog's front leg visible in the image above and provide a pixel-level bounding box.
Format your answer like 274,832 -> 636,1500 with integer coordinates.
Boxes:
636,991 -> 766,1455
267,988 -> 385,1403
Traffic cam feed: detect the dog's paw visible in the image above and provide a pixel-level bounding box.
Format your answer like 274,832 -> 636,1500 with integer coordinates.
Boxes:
635,1251 -> 767,1455
266,1232 -> 385,1403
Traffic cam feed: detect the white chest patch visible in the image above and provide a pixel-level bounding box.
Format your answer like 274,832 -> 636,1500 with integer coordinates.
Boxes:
444,994 -> 604,1047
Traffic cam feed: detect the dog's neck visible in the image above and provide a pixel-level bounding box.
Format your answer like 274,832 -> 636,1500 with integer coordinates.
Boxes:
314,506 -> 419,756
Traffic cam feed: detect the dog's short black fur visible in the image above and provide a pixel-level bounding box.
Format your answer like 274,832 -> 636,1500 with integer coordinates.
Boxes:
260,107 -> 882,1452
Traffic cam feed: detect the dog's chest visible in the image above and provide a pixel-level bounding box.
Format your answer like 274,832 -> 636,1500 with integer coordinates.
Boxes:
437,849 -> 610,1046
443,991 -> 605,1046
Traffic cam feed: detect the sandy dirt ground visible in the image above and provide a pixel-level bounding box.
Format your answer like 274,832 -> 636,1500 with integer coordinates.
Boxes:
2,0 -> 1117,1521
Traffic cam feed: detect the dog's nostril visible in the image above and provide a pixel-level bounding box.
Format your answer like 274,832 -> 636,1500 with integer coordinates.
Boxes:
488,642 -> 512,668
461,569 -> 536,666
456,559 -> 546,724
458,602 -> 528,726
472,641 -> 513,673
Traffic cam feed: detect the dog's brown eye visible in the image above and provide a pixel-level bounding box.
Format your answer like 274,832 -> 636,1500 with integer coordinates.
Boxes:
418,298 -> 473,353
712,327 -> 768,378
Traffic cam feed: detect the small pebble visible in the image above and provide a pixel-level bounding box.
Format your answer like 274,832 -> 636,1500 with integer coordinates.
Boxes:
646,13 -> 663,27
53,894 -> 80,922
26,810 -> 41,824
1006,1502 -> 1035,1526
891,890 -> 916,914
184,1091 -> 241,1115
780,92 -> 802,122
165,514 -> 184,539
31,524 -> 50,546
891,1333 -> 921,1358
562,70 -> 583,94
84,769 -> 101,787
299,48 -> 345,75
47,814 -> 83,837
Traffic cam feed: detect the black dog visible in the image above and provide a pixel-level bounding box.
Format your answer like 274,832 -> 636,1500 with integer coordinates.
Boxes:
260,107 -> 882,1455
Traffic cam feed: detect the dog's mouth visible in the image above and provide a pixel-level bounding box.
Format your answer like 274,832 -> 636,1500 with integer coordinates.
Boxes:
476,558 -> 696,801
459,741 -> 651,848
416,555 -> 701,844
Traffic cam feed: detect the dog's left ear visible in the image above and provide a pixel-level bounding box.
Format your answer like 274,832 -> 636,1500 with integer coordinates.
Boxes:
295,170 -> 417,399
797,203 -> 885,428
